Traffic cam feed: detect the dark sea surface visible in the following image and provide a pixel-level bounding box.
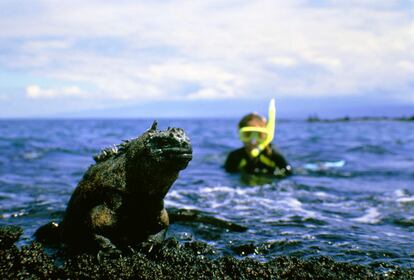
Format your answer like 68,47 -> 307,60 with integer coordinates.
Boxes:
0,119 -> 413,268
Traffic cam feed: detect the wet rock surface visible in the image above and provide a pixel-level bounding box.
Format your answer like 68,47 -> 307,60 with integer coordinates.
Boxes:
1,225 -> 414,280
0,225 -> 22,249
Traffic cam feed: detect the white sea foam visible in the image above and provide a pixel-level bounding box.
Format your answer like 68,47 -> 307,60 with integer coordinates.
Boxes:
233,204 -> 250,211
352,207 -> 381,224
313,191 -> 338,200
394,189 -> 409,197
0,210 -> 27,219
167,190 -> 184,199
199,185 -> 249,196
397,197 -> 414,204
282,197 -> 302,210
279,197 -> 317,217
21,151 -> 42,160
314,191 -> 329,198
210,201 -> 231,209
393,189 -> 414,204
303,160 -> 346,171
164,199 -> 196,210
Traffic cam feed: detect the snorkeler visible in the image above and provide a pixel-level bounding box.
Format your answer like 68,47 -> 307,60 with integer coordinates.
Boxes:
224,99 -> 292,177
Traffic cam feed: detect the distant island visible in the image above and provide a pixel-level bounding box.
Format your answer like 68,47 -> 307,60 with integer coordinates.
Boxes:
307,115 -> 414,123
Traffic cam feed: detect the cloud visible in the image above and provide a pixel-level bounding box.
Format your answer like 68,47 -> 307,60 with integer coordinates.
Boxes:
26,85 -> 85,99
0,0 -> 412,104
269,57 -> 298,68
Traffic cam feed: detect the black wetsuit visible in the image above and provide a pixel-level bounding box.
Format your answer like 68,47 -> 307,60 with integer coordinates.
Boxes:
224,145 -> 292,177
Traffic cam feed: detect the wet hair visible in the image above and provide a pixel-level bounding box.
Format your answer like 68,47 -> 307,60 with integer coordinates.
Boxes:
238,113 -> 266,128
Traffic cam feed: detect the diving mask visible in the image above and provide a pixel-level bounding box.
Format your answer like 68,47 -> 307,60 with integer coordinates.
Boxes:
238,99 -> 276,158
239,127 -> 268,144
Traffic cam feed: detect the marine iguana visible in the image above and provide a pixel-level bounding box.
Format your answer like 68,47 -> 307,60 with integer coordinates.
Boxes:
35,121 -> 192,254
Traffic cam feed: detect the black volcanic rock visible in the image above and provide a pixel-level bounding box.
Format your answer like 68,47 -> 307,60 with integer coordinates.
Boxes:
3,225 -> 414,279
0,225 -> 22,249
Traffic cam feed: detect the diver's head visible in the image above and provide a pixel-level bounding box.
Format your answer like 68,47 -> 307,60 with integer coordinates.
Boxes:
238,113 -> 268,156
238,112 -> 267,129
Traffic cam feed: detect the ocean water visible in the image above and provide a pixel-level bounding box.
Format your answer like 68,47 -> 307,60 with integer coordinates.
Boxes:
0,119 -> 413,267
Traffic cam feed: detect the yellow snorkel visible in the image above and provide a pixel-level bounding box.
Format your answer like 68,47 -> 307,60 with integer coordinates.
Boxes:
239,99 -> 276,158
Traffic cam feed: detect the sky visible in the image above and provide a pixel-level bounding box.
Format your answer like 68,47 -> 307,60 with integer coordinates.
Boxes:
0,0 -> 413,118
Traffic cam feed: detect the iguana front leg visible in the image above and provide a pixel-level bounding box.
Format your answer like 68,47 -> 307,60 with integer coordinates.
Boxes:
138,208 -> 169,253
89,205 -> 120,256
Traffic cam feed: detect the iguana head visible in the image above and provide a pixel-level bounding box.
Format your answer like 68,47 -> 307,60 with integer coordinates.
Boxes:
124,121 -> 192,198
